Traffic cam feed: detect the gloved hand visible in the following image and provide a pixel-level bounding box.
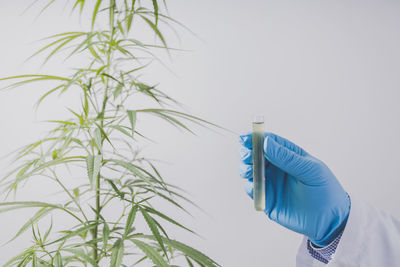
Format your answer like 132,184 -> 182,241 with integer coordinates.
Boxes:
239,132 -> 350,247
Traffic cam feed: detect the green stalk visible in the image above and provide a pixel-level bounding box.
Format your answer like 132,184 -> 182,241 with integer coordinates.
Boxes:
93,14 -> 116,263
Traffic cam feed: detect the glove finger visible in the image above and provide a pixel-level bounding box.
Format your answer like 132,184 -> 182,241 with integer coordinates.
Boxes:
264,136 -> 313,180
238,132 -> 252,149
241,132 -> 307,156
239,163 -> 253,179
239,146 -> 252,164
266,132 -> 308,156
264,165 -> 276,216
244,178 -> 254,199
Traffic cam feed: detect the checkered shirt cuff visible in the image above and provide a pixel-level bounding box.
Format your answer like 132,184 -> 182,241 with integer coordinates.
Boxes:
306,230 -> 344,264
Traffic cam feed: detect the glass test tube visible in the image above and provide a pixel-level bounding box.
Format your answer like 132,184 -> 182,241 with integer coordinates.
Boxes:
252,116 -> 266,211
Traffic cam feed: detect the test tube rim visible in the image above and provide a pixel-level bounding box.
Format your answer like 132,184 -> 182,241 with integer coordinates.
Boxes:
253,115 -> 264,124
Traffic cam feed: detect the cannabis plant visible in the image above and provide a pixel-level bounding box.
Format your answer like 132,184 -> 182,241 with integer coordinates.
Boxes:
0,1 -> 219,266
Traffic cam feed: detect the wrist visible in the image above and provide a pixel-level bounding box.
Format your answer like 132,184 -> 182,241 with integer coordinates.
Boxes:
310,193 -> 351,247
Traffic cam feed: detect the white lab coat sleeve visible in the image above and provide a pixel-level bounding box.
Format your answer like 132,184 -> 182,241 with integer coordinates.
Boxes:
295,196 -> 400,267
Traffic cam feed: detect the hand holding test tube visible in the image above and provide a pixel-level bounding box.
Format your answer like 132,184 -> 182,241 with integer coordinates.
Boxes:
239,131 -> 350,247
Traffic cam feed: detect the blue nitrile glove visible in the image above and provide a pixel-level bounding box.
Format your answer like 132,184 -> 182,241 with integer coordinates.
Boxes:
239,132 -> 350,247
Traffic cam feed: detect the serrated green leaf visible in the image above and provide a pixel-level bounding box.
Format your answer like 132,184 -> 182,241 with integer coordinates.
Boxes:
93,128 -> 102,152
143,205 -> 194,234
135,109 -> 195,134
86,155 -> 102,189
45,223 -> 98,246
100,73 -> 121,83
45,120 -> 76,126
126,12 -> 134,32
102,221 -> 110,251
94,123 -> 114,149
152,0 -> 159,26
0,202 -> 83,226
54,252 -> 63,267
140,207 -> 168,259
106,179 -> 125,199
106,159 -> 154,188
34,85 -> 64,109
110,239 -> 124,267
42,34 -> 83,64
124,204 -> 138,237
135,235 -> 219,267
131,255 -> 148,266
109,125 -> 133,139
185,256 -> 195,267
2,73 -> 70,82
85,156 -> 94,187
64,32 -> 96,60
126,0 -> 136,32
127,110 -> 136,136
113,83 -> 123,99
110,0 -> 116,27
43,216 -> 53,242
72,0 -> 85,13
130,239 -> 169,267
136,108 -> 218,128
117,20 -> 125,35
83,90 -> 89,117
140,15 -> 167,48
3,249 -> 31,267
6,207 -> 54,245
63,248 -> 98,267
92,0 -> 103,28
89,46 -> 103,62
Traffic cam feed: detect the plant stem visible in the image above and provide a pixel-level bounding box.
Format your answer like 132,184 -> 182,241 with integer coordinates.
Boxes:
93,23 -> 115,264
93,174 -> 100,262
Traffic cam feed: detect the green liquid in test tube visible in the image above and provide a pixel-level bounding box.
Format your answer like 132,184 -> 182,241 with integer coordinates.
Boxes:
252,116 -> 266,211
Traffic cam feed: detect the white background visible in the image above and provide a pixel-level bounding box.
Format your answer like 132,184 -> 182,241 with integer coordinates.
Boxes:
1,0 -> 400,266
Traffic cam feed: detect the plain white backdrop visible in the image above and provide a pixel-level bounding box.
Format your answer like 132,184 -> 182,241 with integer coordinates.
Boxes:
1,0 -> 400,266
